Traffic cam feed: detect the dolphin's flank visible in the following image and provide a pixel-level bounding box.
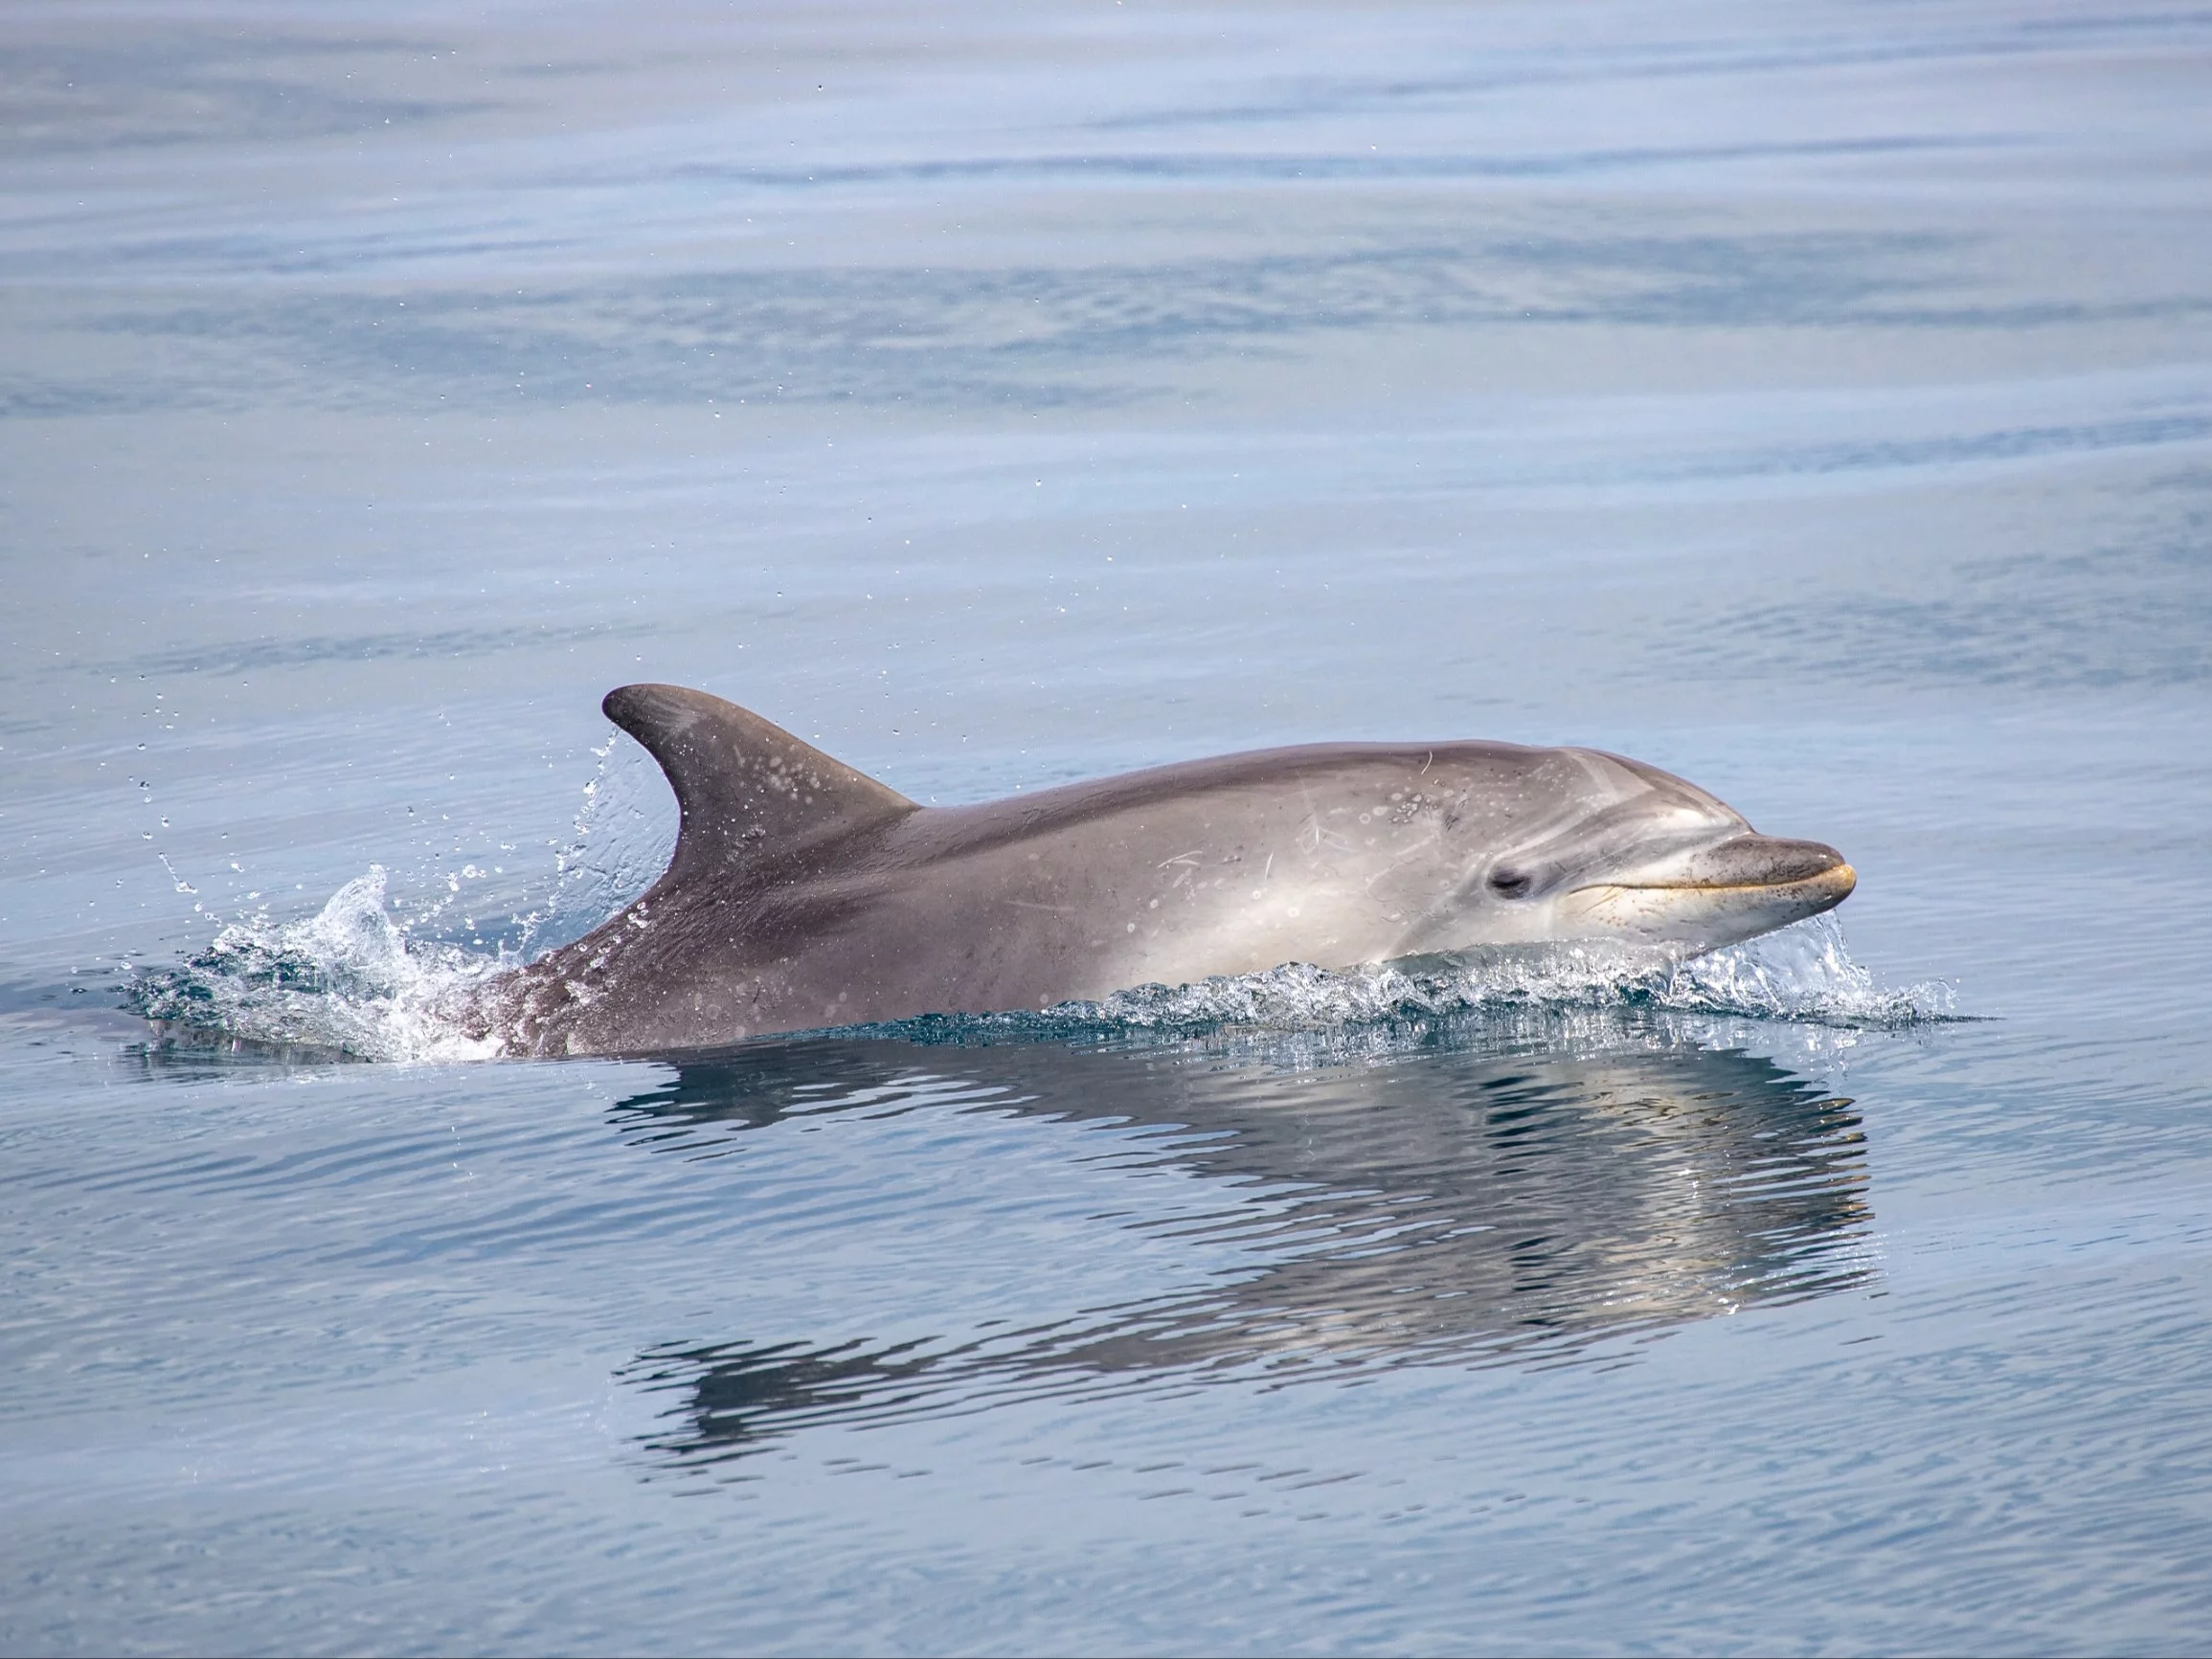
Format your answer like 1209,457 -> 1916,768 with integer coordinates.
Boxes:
463,684 -> 1855,1057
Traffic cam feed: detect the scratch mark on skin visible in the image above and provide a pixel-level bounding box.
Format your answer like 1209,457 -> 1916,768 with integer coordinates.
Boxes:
1299,814 -> 1356,855
1263,853 -> 1274,882
1363,816 -> 1452,895
1006,899 -> 1077,911
1158,850 -> 1204,868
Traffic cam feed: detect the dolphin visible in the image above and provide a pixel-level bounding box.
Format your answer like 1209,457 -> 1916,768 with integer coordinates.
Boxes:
465,684 -> 1855,1056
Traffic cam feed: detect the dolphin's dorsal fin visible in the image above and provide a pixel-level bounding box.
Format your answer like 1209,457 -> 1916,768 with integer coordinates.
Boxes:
602,684 -> 916,881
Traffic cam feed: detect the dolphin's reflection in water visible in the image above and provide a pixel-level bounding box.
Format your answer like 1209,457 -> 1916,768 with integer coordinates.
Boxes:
612,1012 -> 1869,1465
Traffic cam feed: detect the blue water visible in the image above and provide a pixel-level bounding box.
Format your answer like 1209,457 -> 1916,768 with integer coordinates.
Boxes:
5,2 -> 2211,1651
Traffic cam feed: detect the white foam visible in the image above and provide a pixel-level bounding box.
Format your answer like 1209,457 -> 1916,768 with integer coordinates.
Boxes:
1035,911 -> 1952,1034
128,867 -> 504,1063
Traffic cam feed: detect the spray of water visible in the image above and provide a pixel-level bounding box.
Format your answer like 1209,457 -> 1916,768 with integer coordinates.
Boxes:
508,731 -> 677,955
125,728 -> 675,1062
127,866 -> 503,1062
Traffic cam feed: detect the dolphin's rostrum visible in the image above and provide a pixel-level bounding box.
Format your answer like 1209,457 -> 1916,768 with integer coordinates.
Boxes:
468,684 -> 1855,1056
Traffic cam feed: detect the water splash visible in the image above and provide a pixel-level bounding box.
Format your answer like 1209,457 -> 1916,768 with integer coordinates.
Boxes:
125,867 -> 502,1063
895,912 -> 1953,1042
510,732 -> 676,955
121,725 -> 678,1062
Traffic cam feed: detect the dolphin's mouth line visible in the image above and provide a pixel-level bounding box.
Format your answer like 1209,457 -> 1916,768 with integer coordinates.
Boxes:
1575,864 -> 1859,895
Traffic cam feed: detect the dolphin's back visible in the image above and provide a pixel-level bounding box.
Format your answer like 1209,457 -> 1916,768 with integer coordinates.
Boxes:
899,737 -> 1549,863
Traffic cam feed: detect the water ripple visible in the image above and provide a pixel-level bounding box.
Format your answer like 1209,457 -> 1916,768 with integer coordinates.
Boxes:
608,1022 -> 1874,1467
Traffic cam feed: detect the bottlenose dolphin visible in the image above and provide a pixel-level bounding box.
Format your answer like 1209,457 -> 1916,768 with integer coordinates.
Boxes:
467,684 -> 1855,1056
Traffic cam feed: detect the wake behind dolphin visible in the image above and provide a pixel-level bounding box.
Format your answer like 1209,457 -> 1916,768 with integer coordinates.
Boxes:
462,685 -> 1856,1057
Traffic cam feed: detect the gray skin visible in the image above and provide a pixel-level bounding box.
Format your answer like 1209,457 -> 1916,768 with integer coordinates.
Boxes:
466,684 -> 1855,1057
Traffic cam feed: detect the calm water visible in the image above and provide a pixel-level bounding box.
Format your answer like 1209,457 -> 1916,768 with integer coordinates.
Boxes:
5,2 -> 2212,1652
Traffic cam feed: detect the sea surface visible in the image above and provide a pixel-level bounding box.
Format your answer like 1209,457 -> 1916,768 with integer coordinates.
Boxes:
4,2 -> 2211,1653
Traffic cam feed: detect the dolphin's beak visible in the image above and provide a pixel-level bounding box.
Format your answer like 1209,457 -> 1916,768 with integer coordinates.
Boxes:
1559,835 -> 1856,950
1613,835 -> 1855,899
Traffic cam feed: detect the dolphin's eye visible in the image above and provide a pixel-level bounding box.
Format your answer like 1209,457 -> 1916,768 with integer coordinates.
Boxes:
1488,866 -> 1531,898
